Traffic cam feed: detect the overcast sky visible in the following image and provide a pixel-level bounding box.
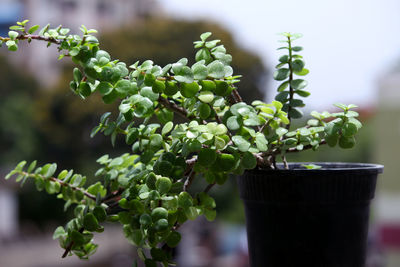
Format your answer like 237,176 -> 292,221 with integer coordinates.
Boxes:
160,0 -> 400,110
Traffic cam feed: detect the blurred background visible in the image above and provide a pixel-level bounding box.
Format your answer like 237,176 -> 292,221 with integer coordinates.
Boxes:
0,0 -> 399,266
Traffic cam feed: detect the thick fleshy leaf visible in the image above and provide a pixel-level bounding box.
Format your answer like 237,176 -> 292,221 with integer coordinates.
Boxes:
232,135 -> 250,152
273,68 -> 290,81
290,79 -> 308,90
207,61 -> 225,79
242,152 -> 257,169
198,91 -> 214,103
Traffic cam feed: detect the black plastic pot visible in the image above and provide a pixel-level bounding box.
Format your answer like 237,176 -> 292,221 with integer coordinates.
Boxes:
237,163 -> 383,267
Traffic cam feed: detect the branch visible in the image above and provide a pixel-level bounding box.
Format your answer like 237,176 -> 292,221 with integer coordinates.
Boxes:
203,183 -> 215,193
0,34 -> 62,45
62,227 -> 84,258
102,188 -> 124,203
21,171 -> 96,201
158,96 -> 191,121
286,139 -> 327,153
183,170 -> 196,192
231,88 -> 243,103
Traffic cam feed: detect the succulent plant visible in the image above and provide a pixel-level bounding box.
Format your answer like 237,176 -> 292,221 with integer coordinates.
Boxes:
2,20 -> 361,266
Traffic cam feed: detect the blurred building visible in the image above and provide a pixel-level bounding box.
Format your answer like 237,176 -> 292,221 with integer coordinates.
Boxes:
375,72 -> 400,265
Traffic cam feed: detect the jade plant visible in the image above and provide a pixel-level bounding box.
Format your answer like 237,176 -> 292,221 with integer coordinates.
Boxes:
2,20 -> 361,266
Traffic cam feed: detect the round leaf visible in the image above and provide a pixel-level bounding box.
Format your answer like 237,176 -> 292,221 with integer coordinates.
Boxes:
181,82 -> 199,98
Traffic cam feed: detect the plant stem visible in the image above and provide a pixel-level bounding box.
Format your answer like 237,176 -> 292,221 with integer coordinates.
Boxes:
231,87 -> 243,103
62,227 -> 84,258
183,170 -> 196,191
203,183 -> 215,193
157,96 -> 191,120
0,34 -> 62,45
20,171 -> 96,201
286,36 -> 294,130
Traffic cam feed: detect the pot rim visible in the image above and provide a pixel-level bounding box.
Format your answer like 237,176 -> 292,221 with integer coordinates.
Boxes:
249,162 -> 384,174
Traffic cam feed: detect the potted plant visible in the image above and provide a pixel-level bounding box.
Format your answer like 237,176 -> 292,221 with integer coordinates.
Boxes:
2,20 -> 383,267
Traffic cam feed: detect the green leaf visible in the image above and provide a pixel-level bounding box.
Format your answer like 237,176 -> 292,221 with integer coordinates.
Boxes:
192,63 -> 208,80
198,148 -> 217,166
204,208 -> 217,221
87,182 -> 106,198
28,25 -> 40,34
184,207 -> 198,221
156,177 -> 172,195
326,132 -> 339,147
175,66 -> 194,83
180,82 -> 199,98
243,116 -> 261,126
149,134 -> 163,150
79,81 -> 91,97
198,91 -> 214,103
242,152 -> 257,169
126,128 -> 139,144
279,55 -> 289,63
216,154 -> 236,171
295,90 -> 311,97
232,135 -> 250,152
214,80 -> 229,96
162,121 -> 174,136
196,48 -> 213,64
275,91 -> 289,102
292,46 -> 303,52
164,81 -> 179,96
83,213 -> 100,232
334,103 -> 347,110
339,135 -> 356,149
199,103 -> 211,119
45,163 -> 57,178
8,31 -> 18,40
93,206 -> 107,222
200,32 -> 212,41
109,157 -> 123,167
207,61 -> 225,79
276,127 -> 288,137
290,79 -> 308,90
294,68 -> 309,76
347,104 -> 358,109
255,133 -> 268,151
277,81 -> 289,92
227,116 -> 242,131
52,226 -> 66,240
272,100 -> 283,110
200,80 -> 216,92
289,108 -> 303,119
27,160 -> 37,173
291,59 -> 305,71
152,80 -> 165,93
178,192 -> 193,208
273,68 -> 290,81
342,122 -> 358,137
115,80 -> 132,95
166,231 -> 181,248
140,86 -> 159,101
345,110 -> 359,118
289,99 -> 305,107
70,230 -> 85,246
302,164 -> 322,169
214,136 -> 226,149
